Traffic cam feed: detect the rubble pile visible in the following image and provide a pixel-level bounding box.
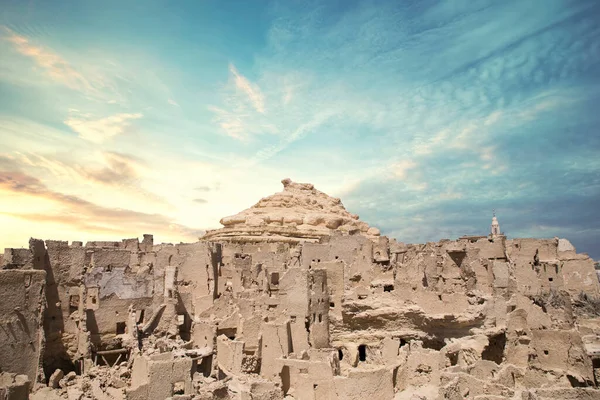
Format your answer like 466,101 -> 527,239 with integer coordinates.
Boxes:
1,179 -> 600,399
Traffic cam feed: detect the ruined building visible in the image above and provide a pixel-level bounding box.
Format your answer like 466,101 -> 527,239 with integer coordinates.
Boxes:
1,179 -> 600,399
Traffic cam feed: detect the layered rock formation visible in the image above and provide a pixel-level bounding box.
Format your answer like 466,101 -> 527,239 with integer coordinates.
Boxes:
202,178 -> 381,243
1,179 -> 600,400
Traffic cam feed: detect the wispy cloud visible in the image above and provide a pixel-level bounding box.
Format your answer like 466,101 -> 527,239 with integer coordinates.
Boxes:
1,26 -> 93,92
0,169 -> 201,239
228,64 -> 265,114
64,111 -> 143,143
390,160 -> 417,180
78,151 -> 146,185
208,64 -> 278,140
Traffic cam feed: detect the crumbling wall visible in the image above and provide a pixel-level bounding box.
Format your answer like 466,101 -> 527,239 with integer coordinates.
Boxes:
2,221 -> 600,400
43,240 -> 88,377
0,270 -> 46,383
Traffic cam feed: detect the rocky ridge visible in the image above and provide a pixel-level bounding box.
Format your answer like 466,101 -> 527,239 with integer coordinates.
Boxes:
202,178 -> 381,243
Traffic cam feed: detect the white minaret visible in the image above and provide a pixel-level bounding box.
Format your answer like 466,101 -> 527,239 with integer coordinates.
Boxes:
491,209 -> 501,238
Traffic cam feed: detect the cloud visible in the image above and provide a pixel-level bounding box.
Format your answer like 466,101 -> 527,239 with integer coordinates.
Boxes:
208,64 -> 278,140
0,212 -> 126,236
168,98 -> 180,107
5,149 -> 170,209
1,26 -> 93,92
64,111 -> 143,143
78,151 -> 145,185
193,198 -> 208,204
0,169 -> 201,240
390,160 -> 417,180
228,64 -> 266,114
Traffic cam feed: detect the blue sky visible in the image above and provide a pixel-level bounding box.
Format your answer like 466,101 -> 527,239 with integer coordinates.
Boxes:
1,0 -> 599,258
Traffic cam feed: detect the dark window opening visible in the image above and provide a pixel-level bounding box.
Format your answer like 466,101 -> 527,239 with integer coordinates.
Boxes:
217,327 -> 237,340
281,366 -> 291,394
422,338 -> 445,351
544,350 -> 549,355
399,338 -> 407,348
196,355 -> 212,378
91,297 -> 97,304
69,295 -> 80,313
116,322 -> 126,335
93,349 -> 129,367
338,349 -> 343,361
447,352 -> 458,366
358,344 -> 367,362
548,277 -> 553,282
271,272 -> 279,285
335,256 -> 339,260
384,284 -> 394,292
318,314 -> 322,323
448,252 -> 466,268
313,384 -> 318,390
330,302 -> 335,308
567,374 -> 588,387
482,333 -> 506,364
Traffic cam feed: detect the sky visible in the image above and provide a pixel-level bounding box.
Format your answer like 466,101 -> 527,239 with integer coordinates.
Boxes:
0,0 -> 599,259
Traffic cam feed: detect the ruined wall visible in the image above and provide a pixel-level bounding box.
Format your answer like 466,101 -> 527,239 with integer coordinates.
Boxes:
0,270 -> 46,383
2,228 -> 600,400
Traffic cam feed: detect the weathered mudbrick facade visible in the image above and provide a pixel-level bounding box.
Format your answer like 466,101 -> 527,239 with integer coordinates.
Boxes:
2,179 -> 600,399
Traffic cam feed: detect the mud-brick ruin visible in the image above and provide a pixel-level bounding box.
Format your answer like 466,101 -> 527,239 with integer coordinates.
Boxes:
2,178 -> 600,400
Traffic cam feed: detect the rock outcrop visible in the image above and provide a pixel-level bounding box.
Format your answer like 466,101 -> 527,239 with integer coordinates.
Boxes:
202,178 -> 380,243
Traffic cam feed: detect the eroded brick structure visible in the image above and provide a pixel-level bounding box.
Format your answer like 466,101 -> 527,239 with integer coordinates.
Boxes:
1,179 -> 600,399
